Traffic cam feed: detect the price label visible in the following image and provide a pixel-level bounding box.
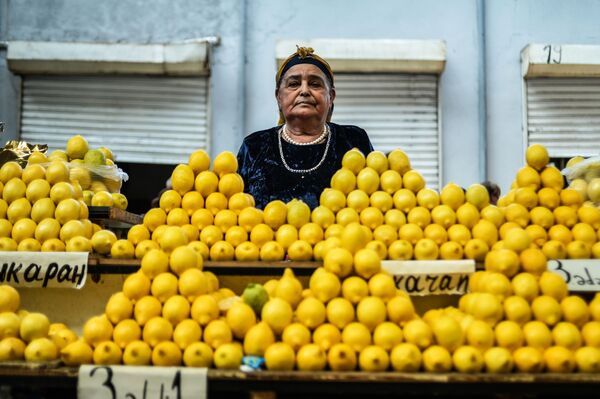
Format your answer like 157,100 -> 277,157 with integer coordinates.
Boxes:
548,259 -> 600,292
382,260 -> 475,296
78,365 -> 207,399
0,252 -> 87,289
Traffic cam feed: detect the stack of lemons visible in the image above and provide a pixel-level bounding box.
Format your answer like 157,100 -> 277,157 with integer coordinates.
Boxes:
316,148 -> 502,262
496,144 -> 600,261
248,238 -> 426,372
0,155 -> 122,254
64,135 -> 128,209
122,149 -> 322,262
65,239 -> 248,368
0,284 -> 79,363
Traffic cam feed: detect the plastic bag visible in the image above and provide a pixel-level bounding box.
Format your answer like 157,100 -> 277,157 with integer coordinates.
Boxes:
42,161 -> 129,193
561,155 -> 600,183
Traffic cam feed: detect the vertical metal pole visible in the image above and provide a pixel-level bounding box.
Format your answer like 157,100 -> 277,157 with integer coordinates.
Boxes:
476,0 -> 487,182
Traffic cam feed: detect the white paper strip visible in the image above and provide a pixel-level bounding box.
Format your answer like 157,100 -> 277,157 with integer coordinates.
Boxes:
547,259 -> 600,292
0,251 -> 88,289
78,365 -> 207,399
382,260 -> 475,296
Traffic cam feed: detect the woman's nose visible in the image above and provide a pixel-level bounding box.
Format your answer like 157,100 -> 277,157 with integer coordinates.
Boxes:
299,80 -> 310,94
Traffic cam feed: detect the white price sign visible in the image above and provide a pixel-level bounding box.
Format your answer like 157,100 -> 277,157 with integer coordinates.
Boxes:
0,252 -> 87,289
78,365 -> 207,399
382,260 -> 475,296
547,259 -> 600,292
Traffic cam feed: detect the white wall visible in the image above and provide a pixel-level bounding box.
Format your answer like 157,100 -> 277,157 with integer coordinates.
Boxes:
486,0 -> 600,192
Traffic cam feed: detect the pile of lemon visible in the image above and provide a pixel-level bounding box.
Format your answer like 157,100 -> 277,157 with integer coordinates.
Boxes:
62,241 -> 245,367
51,134 -> 127,210
0,153 -> 124,254
121,149 -> 322,262
494,144 -> 600,262
0,284 -> 79,363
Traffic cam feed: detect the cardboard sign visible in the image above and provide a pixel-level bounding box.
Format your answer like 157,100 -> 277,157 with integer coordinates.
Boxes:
547,259 -> 600,292
0,252 -> 87,289
382,260 -> 475,296
78,365 -> 207,399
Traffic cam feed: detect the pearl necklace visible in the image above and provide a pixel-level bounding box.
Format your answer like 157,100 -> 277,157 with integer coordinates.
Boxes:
278,123 -> 331,175
282,124 -> 328,145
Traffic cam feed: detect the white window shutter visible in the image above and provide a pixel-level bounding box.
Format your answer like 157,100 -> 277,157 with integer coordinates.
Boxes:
332,73 -> 440,190
526,77 -> 600,158
20,75 -> 209,164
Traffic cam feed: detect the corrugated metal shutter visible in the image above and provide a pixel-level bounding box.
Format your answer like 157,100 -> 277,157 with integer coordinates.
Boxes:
526,77 -> 600,158
332,73 -> 440,190
20,75 -> 209,164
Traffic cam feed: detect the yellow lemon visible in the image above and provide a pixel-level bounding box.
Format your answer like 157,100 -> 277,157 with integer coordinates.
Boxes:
356,167 -> 380,195
516,166 -> 541,190
213,342 -> 243,369
544,345 -> 575,373
341,148 -> 366,174
327,342 -> 358,371
243,322 -> 275,357
217,173 -> 244,198
150,272 -> 179,304
523,320 -> 552,350
402,170 -> 425,193
188,149 -> 211,174
513,346 -> 544,373
342,276 -> 369,305
260,200 -> 286,230
526,143 -> 549,171
422,345 -> 452,372
330,167 -> 356,194
380,170 -> 403,194
264,342 -> 295,371
311,206 -> 335,228
387,149 -> 411,175
541,166 -> 564,191
531,295 -> 562,326
452,345 -> 484,373
133,296 -> 162,326
366,150 -> 389,174
440,182 -> 465,210
212,151 -> 238,177
320,188 -> 346,213
390,342 -> 421,372
342,322 -> 372,352
194,170 -> 219,197
261,298 -> 292,335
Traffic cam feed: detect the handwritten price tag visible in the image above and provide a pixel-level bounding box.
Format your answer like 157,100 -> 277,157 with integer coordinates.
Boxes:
0,252 -> 87,289
78,365 -> 207,399
382,260 -> 475,296
548,259 -> 600,292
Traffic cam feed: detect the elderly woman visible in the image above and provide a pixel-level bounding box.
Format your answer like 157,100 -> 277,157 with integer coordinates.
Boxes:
237,47 -> 373,209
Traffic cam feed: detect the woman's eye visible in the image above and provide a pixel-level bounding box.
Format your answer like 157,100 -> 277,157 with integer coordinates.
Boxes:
288,81 -> 299,87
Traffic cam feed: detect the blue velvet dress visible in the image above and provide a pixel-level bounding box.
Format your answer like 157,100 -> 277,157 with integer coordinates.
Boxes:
237,122 -> 373,209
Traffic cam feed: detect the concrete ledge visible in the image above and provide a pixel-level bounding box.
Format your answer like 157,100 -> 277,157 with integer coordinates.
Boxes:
7,40 -> 213,75
276,39 -> 446,74
522,43 -> 600,77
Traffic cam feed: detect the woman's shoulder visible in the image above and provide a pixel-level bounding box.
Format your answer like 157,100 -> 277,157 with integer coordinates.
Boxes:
330,122 -> 373,153
242,126 -> 279,145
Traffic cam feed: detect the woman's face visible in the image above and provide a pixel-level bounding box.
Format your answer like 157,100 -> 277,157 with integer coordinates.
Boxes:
276,64 -> 335,126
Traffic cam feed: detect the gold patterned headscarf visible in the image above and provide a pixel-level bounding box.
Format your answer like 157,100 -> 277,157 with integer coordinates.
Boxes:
276,46 -> 335,125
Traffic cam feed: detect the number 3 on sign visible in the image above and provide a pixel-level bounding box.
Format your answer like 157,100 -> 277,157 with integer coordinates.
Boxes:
78,365 -> 207,399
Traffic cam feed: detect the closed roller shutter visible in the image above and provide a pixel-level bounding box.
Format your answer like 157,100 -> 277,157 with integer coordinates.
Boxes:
20,75 -> 209,164
332,73 -> 440,190
526,77 -> 600,158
